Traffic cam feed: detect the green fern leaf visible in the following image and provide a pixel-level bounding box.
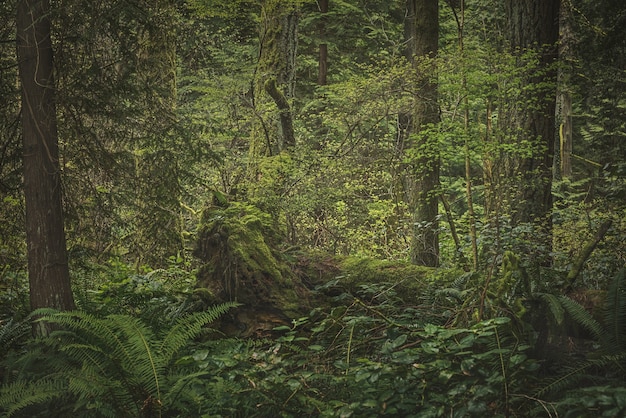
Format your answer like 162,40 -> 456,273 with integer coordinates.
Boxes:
558,295 -> 604,341
0,317 -> 30,349
604,269 -> 626,351
44,311 -> 136,369
0,375 -> 67,417
159,302 -> 238,362
537,293 -> 565,325
163,370 -> 210,407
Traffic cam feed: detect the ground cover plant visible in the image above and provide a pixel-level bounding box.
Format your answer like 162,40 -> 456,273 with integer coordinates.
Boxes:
2,265 -> 626,417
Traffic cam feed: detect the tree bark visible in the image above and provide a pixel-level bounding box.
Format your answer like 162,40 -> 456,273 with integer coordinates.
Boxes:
17,0 -> 75,329
557,0 -> 573,179
505,0 -> 559,263
406,0 -> 440,267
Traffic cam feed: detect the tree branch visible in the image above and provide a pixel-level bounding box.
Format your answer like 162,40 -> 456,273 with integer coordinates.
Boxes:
265,78 -> 295,149
564,219 -> 612,293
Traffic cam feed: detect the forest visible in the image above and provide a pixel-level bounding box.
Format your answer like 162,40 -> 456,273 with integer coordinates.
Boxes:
0,0 -> 625,416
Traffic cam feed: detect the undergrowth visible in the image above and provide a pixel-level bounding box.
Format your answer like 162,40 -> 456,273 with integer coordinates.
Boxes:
2,262 -> 626,417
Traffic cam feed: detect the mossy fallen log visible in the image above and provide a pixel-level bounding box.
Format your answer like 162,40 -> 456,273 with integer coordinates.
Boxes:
298,254 -> 442,305
193,200 -> 453,336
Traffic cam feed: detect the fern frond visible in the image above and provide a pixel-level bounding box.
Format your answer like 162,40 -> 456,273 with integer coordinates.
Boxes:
604,269 -> 626,351
537,293 -> 565,325
159,302 -> 238,363
59,342 -> 116,380
108,314 -> 163,403
44,311 -> 136,369
163,370 -> 210,408
451,272 -> 476,289
67,368 -> 138,416
558,295 -> 604,341
41,311 -> 162,410
435,287 -> 466,301
0,317 -> 31,349
536,352 -> 626,398
0,374 -> 67,417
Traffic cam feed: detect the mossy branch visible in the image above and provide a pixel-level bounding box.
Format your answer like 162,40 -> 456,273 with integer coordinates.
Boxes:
564,219 -> 612,293
265,78 -> 295,149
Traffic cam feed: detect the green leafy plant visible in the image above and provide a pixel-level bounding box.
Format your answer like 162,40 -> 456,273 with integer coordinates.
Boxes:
171,278 -> 542,417
0,302 -> 237,417
79,259 -> 200,329
536,270 -> 626,405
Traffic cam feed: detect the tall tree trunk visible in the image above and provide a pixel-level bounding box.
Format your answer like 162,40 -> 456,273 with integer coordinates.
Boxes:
131,0 -> 183,268
505,0 -> 559,263
17,0 -> 75,329
557,0 -> 573,179
406,0 -> 440,267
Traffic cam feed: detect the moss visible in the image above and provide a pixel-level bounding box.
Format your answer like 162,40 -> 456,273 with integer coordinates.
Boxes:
194,201 -> 308,325
297,252 -> 462,305
337,256 -> 433,303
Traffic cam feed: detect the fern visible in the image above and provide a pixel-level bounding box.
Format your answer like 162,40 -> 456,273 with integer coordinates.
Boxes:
0,375 -> 68,417
604,269 -> 626,352
0,302 -> 236,417
536,271 -> 626,400
558,295 -> 605,341
536,352 -> 626,398
0,317 -> 30,350
160,302 -> 238,362
537,292 -> 565,325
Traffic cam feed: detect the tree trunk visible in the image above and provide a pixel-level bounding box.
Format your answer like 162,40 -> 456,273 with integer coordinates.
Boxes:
505,0 -> 559,263
406,0 -> 440,267
250,0 -> 298,160
557,0 -> 573,179
17,0 -> 75,329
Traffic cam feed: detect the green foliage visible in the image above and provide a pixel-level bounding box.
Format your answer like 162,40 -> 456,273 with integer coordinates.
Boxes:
551,385 -> 626,417
0,269 -> 29,323
536,271 -> 626,400
171,282 -> 540,417
73,258 -> 200,329
0,303 -> 236,417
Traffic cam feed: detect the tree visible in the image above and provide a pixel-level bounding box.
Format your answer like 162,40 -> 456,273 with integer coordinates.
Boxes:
504,0 -> 559,262
556,0 -> 574,179
249,0 -> 298,161
16,0 -> 75,327
406,0 -> 440,266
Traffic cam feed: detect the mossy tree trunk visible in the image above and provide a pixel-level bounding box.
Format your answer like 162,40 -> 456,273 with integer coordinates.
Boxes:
249,0 -> 298,163
556,0 -> 574,180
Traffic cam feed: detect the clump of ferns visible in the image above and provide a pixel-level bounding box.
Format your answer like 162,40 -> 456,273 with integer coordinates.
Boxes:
535,269 -> 626,400
0,302 -> 237,418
